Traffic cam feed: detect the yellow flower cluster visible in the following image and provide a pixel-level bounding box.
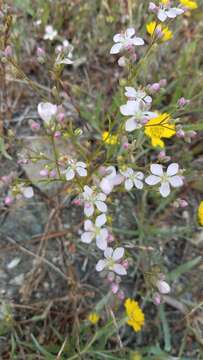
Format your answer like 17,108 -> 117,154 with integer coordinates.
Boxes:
179,0 -> 198,9
146,21 -> 173,42
124,298 -> 145,332
198,201 -> 203,226
144,113 -> 176,148
88,312 -> 100,324
102,131 -> 118,145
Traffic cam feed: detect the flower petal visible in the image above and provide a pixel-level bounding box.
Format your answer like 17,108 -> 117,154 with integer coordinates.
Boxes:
125,28 -> 135,38
96,232 -> 108,250
151,164 -> 164,176
145,175 -> 161,185
159,181 -> 170,197
84,219 -> 94,231
134,179 -> 143,189
95,214 -> 106,227
112,264 -> 127,275
158,9 -> 167,22
104,247 -> 113,258
81,231 -> 94,243
113,247 -> 124,261
76,166 -> 87,177
168,175 -> 183,188
95,201 -> 107,213
84,203 -> 94,217
113,33 -> 123,42
96,260 -> 106,272
132,36 -> 144,46
23,187 -> 34,198
125,86 -> 137,98
125,117 -> 138,132
125,179 -> 134,191
110,43 -> 123,54
120,100 -> 138,116
167,163 -> 179,176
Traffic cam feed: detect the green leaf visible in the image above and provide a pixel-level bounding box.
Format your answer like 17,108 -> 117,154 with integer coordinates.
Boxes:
0,137 -> 12,160
168,256 -> 202,281
31,334 -> 56,359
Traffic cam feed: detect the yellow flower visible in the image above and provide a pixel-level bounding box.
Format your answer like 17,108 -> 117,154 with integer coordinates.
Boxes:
160,0 -> 170,4
102,131 -> 118,145
124,298 -> 145,332
198,201 -> 203,226
144,113 -> 176,148
179,0 -> 198,9
88,312 -> 100,324
146,21 -> 173,42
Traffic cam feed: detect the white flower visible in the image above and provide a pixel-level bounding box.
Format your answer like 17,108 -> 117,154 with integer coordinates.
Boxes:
96,247 -> 127,275
121,168 -> 144,190
156,279 -> 171,294
100,166 -> 123,195
38,102 -> 58,124
43,25 -> 58,41
83,185 -> 107,217
81,214 -> 108,250
124,87 -> 152,105
65,160 -> 87,180
110,28 -> 144,54
120,100 -> 157,132
145,163 -> 184,197
149,1 -> 184,22
55,41 -> 74,65
19,185 -> 34,199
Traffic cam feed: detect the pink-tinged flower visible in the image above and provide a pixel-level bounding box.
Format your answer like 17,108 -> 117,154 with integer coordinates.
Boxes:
177,97 -> 190,107
83,186 -> 107,217
100,166 -> 123,195
65,160 -> 87,180
96,247 -> 127,275
43,25 -> 58,41
120,100 -> 157,132
81,214 -> 108,250
156,279 -> 171,294
19,185 -> 34,199
153,292 -> 162,305
111,282 -> 119,294
39,169 -> 49,177
120,168 -> 144,190
149,1 -> 184,22
148,82 -> 160,93
54,131 -> 61,139
4,195 -> 13,206
4,45 -> 12,57
29,120 -> 40,131
110,28 -> 144,54
124,87 -> 152,105
145,163 -> 184,197
38,102 -> 58,124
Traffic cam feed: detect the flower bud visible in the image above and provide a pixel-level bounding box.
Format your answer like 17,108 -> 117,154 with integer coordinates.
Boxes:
149,2 -> 158,12
176,129 -> 185,138
118,56 -> 126,67
54,131 -> 61,139
39,169 -> 49,177
156,280 -> 171,294
4,45 -> 12,57
159,78 -> 167,87
117,290 -> 125,300
29,120 -> 40,131
153,292 -> 161,305
49,169 -> 57,178
4,195 -> 13,205
111,282 -> 119,294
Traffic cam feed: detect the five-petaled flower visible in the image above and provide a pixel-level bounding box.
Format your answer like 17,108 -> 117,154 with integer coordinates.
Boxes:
145,163 -> 184,197
83,186 -> 107,217
81,214 -> 108,250
124,298 -> 145,332
38,102 -> 58,124
149,1 -> 184,22
44,25 -> 58,41
110,28 -> 144,54
65,160 -> 87,180
124,87 -> 152,105
120,100 -> 157,132
96,247 -> 127,275
121,168 -> 144,191
144,113 -> 176,148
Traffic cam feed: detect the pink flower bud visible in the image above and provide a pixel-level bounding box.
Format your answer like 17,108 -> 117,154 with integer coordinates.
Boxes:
159,79 -> 167,87
72,198 -> 82,206
4,196 -> 13,206
57,112 -> 65,123
37,47 -> 45,57
1,175 -> 11,184
111,282 -> 119,294
177,97 -> 190,107
49,169 -> 57,178
107,272 -> 115,282
179,199 -> 188,208
176,129 -> 185,138
117,290 -> 125,300
54,131 -> 61,139
107,234 -> 115,243
158,150 -> 166,159
153,292 -> 161,305
39,169 -> 49,177
150,83 -> 160,92
4,45 -> 12,57
122,260 -> 129,270
30,120 -> 40,131
156,280 -> 171,294
98,166 -> 107,176
149,2 -> 158,12
187,130 -> 197,138
123,142 -> 129,149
